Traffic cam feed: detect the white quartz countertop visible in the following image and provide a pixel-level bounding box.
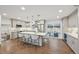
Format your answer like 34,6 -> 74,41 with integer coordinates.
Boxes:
20,32 -> 46,36
65,32 -> 78,39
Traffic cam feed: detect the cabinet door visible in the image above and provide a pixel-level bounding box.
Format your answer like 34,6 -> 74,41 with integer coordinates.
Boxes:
67,35 -> 73,48
69,37 -> 79,54
74,39 -> 79,54
67,35 -> 76,52
67,35 -> 79,54
68,11 -> 78,27
71,37 -> 77,52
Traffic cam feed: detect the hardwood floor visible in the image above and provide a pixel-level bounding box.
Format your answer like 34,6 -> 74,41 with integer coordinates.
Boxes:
0,38 -> 74,54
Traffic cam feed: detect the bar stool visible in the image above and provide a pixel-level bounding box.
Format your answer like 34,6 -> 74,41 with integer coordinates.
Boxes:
24,34 -> 30,43
30,35 -> 40,46
42,32 -> 49,45
18,33 -> 23,41
54,32 -> 58,39
51,32 -> 54,37
47,32 -> 51,36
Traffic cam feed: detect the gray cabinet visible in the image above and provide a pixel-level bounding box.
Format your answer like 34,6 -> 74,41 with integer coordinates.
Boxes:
68,10 -> 78,27
74,39 -> 79,53
67,34 -> 79,54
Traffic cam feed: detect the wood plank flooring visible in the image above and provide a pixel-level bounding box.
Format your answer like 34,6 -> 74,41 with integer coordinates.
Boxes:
0,38 -> 74,54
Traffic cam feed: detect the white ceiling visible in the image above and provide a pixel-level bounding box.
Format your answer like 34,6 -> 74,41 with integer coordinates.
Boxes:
0,5 -> 76,21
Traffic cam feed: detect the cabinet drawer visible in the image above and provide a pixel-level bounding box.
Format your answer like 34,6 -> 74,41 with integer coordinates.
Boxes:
67,34 -> 79,53
74,39 -> 79,54
67,35 -> 73,48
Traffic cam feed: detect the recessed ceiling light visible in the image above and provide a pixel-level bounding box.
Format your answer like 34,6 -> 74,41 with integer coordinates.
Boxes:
21,6 -> 26,10
2,13 -> 7,16
57,16 -> 59,19
58,10 -> 63,13
17,17 -> 21,19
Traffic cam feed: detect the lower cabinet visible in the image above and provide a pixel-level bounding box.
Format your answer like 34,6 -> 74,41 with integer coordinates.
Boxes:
74,39 -> 79,53
67,34 -> 79,54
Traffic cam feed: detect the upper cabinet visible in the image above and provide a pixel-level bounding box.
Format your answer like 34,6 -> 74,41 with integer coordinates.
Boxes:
62,17 -> 68,32
68,9 -> 78,27
0,15 -> 1,40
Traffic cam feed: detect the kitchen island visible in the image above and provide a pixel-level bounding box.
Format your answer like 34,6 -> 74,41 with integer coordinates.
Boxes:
18,32 -> 46,46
